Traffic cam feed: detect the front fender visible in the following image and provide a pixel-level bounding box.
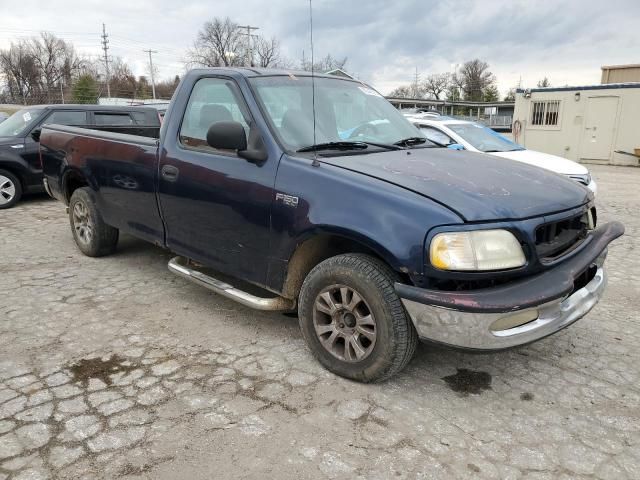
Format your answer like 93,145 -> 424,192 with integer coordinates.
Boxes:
269,155 -> 463,289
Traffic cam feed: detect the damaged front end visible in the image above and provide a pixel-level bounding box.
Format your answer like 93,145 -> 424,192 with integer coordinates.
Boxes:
395,218 -> 624,351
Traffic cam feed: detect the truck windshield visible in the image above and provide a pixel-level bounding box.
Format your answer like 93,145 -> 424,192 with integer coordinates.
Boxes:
447,123 -> 524,153
249,76 -> 429,152
0,109 -> 44,137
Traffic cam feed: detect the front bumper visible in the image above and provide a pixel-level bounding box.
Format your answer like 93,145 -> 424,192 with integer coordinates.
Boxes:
396,221 -> 624,351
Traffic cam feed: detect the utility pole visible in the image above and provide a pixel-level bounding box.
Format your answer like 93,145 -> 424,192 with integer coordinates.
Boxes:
60,82 -> 64,104
144,49 -> 158,99
413,67 -> 420,99
101,23 -> 111,98
237,25 -> 259,67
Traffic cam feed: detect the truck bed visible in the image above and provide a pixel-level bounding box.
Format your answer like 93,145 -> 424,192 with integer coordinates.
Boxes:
40,124 -> 164,244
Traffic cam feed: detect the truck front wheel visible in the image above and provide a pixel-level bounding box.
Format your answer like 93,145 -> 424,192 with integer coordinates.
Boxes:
69,187 -> 119,257
298,254 -> 418,382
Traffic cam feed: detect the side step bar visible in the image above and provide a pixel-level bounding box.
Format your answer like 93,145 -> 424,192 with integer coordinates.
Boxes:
168,256 -> 295,311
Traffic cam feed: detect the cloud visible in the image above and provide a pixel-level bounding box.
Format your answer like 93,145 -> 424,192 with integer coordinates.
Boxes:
1,0 -> 639,97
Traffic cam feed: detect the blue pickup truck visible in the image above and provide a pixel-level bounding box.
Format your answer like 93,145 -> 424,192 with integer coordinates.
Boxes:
40,68 -> 624,382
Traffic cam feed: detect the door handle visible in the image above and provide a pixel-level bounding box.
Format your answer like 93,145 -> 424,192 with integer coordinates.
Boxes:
161,164 -> 179,182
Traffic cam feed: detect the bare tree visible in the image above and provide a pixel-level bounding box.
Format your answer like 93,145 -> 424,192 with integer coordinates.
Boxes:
254,36 -> 280,68
300,53 -> 348,73
0,41 -> 40,104
187,17 -> 243,67
422,73 -> 450,100
459,59 -> 496,101
29,32 -> 83,102
387,85 -> 413,98
447,72 -> 465,101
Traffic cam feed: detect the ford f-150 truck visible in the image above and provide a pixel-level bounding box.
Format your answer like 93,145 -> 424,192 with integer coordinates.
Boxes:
0,104 -> 160,209
40,68 -> 624,382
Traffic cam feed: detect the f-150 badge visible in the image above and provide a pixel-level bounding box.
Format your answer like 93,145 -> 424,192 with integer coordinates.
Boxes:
275,192 -> 299,207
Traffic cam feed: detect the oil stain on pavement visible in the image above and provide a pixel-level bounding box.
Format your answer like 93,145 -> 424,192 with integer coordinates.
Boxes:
442,368 -> 492,396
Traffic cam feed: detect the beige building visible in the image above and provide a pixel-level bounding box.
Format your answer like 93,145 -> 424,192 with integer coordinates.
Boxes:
601,64 -> 640,84
512,84 -> 640,166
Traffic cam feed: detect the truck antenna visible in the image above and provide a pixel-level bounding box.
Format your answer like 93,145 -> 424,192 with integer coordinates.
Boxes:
309,0 -> 319,167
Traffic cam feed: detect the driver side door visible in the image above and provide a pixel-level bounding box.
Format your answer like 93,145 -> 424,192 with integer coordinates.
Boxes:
158,76 -> 279,287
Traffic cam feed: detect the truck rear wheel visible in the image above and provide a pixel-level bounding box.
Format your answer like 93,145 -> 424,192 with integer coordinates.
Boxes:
0,169 -> 22,209
69,187 -> 119,257
298,253 -> 418,382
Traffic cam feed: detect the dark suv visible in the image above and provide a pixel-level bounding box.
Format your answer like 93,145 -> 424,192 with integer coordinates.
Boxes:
0,105 -> 160,209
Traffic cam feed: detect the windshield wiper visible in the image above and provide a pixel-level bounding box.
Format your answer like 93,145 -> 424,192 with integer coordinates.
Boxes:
297,141 -> 369,152
393,137 -> 428,147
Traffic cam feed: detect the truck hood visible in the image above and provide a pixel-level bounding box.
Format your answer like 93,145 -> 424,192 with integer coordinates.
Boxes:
488,149 -> 588,176
318,148 -> 591,222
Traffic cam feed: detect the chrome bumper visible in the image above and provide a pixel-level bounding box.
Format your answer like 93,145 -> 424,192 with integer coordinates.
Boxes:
402,260 -> 607,351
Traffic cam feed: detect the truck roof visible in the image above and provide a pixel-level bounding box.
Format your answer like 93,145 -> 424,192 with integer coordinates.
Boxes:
186,67 -> 360,82
25,104 -> 159,111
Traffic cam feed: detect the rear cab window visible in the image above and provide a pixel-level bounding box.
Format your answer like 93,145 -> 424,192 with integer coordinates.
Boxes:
94,112 -> 135,126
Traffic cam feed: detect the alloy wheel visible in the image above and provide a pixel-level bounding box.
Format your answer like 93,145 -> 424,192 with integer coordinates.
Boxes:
72,201 -> 93,245
0,174 -> 16,206
313,284 -> 377,362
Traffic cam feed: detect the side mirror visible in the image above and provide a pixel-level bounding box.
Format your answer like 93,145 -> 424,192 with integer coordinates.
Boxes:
447,143 -> 465,150
207,121 -> 247,151
206,120 -> 268,164
31,128 -> 42,142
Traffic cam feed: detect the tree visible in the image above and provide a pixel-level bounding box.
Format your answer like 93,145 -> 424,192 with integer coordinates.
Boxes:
504,88 -> 516,102
0,33 -> 84,104
136,76 -> 151,100
0,41 -> 39,103
446,72 -> 465,101
108,57 -> 137,99
422,73 -> 450,100
255,36 -> 281,68
300,53 -> 348,73
72,74 -> 98,104
387,85 -> 413,98
483,84 -> 499,102
459,59 -> 496,101
537,77 -> 551,88
187,17 -> 244,67
155,75 -> 180,99
29,32 -> 83,102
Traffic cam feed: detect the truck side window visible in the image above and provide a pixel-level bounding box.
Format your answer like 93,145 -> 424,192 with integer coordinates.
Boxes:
43,111 -> 88,126
179,77 -> 250,154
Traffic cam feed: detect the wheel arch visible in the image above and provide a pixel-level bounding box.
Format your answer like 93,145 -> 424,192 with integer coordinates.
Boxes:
280,227 -> 411,299
62,167 -> 91,203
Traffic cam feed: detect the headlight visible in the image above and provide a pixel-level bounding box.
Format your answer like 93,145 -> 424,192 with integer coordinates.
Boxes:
430,229 -> 525,271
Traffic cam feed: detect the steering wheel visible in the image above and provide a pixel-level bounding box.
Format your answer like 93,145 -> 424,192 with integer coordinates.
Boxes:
348,122 -> 379,139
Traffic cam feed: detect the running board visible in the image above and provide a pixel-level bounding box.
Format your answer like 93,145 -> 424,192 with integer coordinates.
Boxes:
168,256 -> 295,311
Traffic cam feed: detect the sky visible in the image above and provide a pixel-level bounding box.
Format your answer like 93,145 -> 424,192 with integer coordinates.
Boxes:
1,0 -> 639,98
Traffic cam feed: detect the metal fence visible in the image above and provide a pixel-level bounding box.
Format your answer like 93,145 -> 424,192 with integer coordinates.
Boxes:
452,114 -> 513,127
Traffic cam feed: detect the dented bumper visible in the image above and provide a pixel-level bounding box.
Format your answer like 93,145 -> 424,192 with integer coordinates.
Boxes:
395,221 -> 624,350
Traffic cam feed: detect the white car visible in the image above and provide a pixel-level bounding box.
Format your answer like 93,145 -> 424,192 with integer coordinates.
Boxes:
407,115 -> 597,194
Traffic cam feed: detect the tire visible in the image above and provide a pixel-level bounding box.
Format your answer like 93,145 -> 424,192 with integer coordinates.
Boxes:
0,169 -> 23,209
298,253 -> 418,382
69,187 -> 119,257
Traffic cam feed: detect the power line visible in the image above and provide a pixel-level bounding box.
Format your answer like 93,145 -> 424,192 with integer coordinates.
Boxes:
237,25 -> 259,67
101,23 -> 111,98
143,49 -> 158,99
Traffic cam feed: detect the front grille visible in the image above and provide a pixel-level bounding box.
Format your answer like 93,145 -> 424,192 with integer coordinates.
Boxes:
535,208 -> 594,261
